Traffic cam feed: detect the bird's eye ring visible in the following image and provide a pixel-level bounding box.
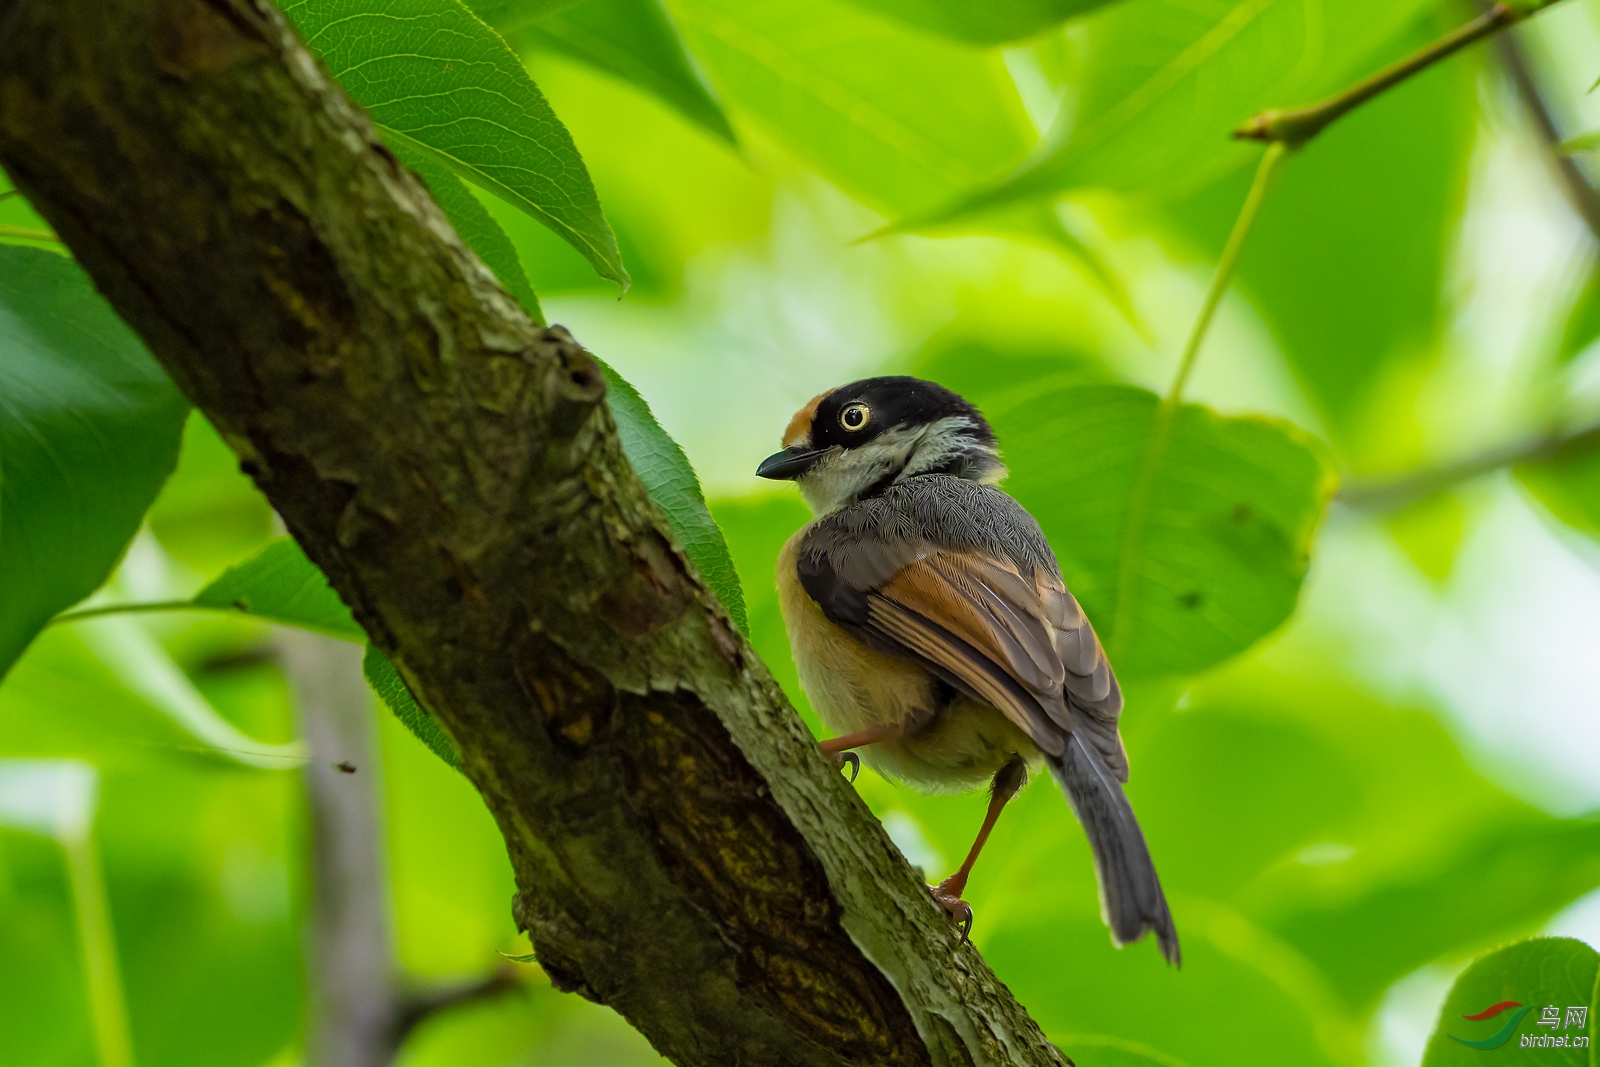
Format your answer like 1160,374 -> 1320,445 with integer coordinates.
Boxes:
839,403 -> 870,431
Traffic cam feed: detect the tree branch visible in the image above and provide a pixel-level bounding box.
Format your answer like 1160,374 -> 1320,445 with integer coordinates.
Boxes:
1338,417 -> 1600,512
0,1 -> 1067,1064
1494,15 -> 1600,241
1234,2 -> 1543,147
280,633 -> 399,1067
389,968 -> 523,1051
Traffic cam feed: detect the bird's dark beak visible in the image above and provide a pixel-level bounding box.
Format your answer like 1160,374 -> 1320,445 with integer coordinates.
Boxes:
756,446 -> 827,480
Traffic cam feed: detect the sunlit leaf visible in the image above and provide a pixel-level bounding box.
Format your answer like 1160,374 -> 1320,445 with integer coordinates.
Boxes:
844,0 -> 1117,45
517,0 -> 738,146
985,382 -> 1335,678
670,0 -> 1033,216
362,645 -> 462,773
281,0 -> 628,288
387,139 -> 546,323
193,539 -> 361,641
928,0 -> 1435,219
1421,938 -> 1597,1063
602,364 -> 748,634
0,246 -> 188,680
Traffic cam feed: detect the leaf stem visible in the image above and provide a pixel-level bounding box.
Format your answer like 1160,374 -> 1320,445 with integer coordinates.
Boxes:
1108,143 -> 1289,657
1164,143 -> 1290,405
0,223 -> 59,241
63,829 -> 136,1067
1234,2 -> 1541,147
50,599 -> 200,625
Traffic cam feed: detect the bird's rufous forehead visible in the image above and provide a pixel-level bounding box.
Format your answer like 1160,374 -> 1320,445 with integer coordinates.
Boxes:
781,391 -> 829,448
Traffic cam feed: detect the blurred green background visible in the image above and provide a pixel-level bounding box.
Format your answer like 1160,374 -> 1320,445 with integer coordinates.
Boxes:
4,0 -> 1600,1064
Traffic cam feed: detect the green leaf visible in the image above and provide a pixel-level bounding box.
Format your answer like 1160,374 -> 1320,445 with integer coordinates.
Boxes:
517,0 -> 738,146
711,494 -> 816,726
670,0 -> 1034,216
1422,938 -> 1597,1064
984,903 -> 1347,1067
1053,1035 -> 1192,1066
1144,674 -> 1600,1008
281,0 -> 628,288
1516,432 -> 1600,541
387,139 -> 545,323
1554,260 -> 1600,366
986,382 -> 1335,678
362,645 -> 462,773
193,541 -> 467,772
928,0 -> 1435,219
0,246 -> 188,679
601,363 -> 747,634
464,0 -> 582,30
843,0 -> 1118,45
1165,22 -> 1474,432
193,539 -> 362,641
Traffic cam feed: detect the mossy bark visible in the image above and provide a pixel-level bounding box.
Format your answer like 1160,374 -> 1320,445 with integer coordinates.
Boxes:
0,1 -> 1070,1063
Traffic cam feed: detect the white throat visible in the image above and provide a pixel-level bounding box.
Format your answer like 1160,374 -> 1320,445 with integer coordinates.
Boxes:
795,417 -> 1003,515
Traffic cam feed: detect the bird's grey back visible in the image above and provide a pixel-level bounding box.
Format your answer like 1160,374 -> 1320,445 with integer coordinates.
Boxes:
800,475 -> 1058,590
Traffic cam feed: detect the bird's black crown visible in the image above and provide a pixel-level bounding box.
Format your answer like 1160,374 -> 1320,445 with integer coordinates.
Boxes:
808,376 -> 997,453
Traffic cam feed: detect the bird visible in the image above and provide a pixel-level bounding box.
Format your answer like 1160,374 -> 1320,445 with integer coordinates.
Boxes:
757,375 -> 1179,964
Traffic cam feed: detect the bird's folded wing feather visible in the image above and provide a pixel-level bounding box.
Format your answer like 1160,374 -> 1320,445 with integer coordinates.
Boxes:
848,550 -> 1126,777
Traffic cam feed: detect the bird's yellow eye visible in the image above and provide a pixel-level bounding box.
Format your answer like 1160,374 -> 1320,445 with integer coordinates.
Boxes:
839,403 -> 870,431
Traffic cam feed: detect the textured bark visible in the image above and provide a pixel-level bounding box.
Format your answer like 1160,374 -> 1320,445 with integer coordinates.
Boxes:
0,1 -> 1070,1064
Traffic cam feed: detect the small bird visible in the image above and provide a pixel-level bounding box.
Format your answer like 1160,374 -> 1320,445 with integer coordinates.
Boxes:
758,376 -> 1178,963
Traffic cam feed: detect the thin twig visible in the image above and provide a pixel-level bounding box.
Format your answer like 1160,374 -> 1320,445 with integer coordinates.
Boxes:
1235,3 -> 1542,147
388,967 -> 522,1051
1495,21 -> 1600,240
1108,143 -> 1290,654
1339,418 -> 1600,512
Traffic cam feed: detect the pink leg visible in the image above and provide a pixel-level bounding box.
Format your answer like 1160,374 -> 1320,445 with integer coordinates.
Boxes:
819,722 -> 903,782
931,757 -> 1027,942
819,722 -> 903,753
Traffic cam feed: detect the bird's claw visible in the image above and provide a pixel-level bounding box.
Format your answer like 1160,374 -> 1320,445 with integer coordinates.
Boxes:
832,750 -> 861,782
930,878 -> 974,944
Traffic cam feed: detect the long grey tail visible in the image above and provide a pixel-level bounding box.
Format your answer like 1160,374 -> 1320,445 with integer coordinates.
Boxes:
1047,731 -> 1180,966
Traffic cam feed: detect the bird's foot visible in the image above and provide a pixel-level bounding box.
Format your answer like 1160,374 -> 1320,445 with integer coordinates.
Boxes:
830,749 -> 860,782
930,876 -> 973,943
